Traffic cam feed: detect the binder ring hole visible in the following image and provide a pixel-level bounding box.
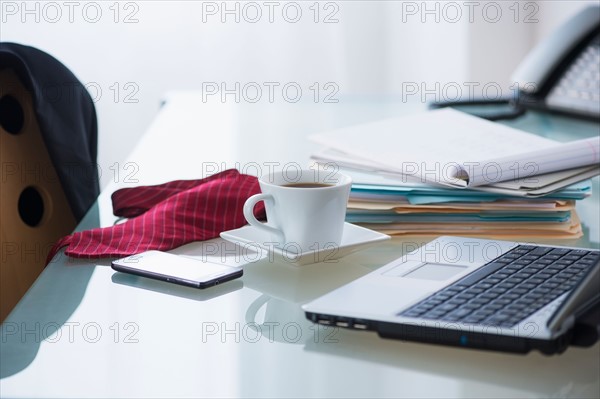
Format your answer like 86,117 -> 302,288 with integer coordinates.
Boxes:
0,95 -> 25,135
18,186 -> 45,227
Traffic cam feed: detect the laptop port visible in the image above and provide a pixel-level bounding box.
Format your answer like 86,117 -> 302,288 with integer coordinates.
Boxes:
334,317 -> 353,328
316,315 -> 334,325
352,319 -> 370,330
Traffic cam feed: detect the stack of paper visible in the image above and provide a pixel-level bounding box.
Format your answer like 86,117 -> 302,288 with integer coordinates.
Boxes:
310,109 -> 598,239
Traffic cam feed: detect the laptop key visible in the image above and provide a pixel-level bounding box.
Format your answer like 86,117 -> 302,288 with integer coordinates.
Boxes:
523,293 -> 543,301
413,303 -> 435,311
549,248 -> 570,256
456,262 -> 506,286
543,254 -> 561,260
471,297 -> 491,305
446,308 -> 472,318
473,310 -> 495,318
403,310 -> 425,317
463,316 -> 485,324
513,259 -> 532,265
510,263 -> 527,270
542,282 -> 559,289
505,304 -> 527,311
514,271 -> 534,278
545,292 -> 561,301
518,245 -> 535,251
528,264 -> 546,271
475,282 -> 493,290
426,299 -> 443,305
549,276 -> 567,284
529,247 -> 552,256
504,265 -> 521,272
436,304 -> 458,312
441,286 -> 460,296
421,313 -> 445,320
485,315 -> 511,325
441,316 -> 462,323
510,288 -> 528,295
514,298 -> 534,306
569,249 -> 590,257
465,287 -> 484,294
462,303 -> 482,310
520,282 -> 536,289
533,287 -> 551,294
481,303 -> 504,311
484,277 -> 502,284
563,255 -> 584,261
536,259 -> 554,265
556,259 -> 574,265
452,285 -> 470,291
512,249 -> 531,255
479,292 -> 499,299
497,282 -> 516,290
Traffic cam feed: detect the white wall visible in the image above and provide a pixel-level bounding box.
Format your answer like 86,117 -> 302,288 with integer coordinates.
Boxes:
1,1 -> 595,188
534,0 -> 593,41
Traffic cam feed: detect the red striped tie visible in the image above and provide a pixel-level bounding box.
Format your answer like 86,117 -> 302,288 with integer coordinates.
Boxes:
47,169 -> 264,263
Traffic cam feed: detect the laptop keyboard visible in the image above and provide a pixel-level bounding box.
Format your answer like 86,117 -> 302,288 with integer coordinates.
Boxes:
400,245 -> 599,328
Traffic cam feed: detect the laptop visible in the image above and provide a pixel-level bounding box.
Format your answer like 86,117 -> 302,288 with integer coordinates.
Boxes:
302,236 -> 600,354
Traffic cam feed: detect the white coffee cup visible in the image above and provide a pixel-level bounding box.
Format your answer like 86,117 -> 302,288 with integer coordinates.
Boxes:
243,169 -> 351,253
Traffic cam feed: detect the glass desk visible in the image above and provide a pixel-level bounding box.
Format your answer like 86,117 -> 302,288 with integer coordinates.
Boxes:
1,92 -> 599,398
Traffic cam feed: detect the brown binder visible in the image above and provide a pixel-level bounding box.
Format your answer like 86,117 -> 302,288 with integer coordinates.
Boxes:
0,68 -> 76,321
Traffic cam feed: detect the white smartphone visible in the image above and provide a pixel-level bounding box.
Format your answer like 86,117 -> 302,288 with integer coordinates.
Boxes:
111,250 -> 243,289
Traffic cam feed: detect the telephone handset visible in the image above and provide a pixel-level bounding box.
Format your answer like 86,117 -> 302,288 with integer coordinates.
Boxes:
431,5 -> 600,121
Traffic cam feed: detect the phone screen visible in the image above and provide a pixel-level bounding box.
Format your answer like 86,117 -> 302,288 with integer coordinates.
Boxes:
111,251 -> 242,288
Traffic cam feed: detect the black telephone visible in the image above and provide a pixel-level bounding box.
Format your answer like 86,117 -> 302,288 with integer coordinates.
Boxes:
431,5 -> 600,121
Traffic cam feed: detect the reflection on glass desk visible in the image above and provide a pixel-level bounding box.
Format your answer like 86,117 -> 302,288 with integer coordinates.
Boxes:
1,93 -> 599,398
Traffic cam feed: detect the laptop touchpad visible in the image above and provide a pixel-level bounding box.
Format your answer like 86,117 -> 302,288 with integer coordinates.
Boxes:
403,263 -> 468,281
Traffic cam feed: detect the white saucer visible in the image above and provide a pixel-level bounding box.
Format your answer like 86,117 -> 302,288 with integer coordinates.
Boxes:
220,223 -> 390,266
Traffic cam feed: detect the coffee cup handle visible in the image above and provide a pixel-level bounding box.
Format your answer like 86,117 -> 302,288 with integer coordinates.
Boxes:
243,193 -> 285,243
245,294 -> 271,326
244,294 -> 275,341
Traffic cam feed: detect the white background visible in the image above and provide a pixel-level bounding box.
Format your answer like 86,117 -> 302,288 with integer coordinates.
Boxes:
0,0 -> 593,188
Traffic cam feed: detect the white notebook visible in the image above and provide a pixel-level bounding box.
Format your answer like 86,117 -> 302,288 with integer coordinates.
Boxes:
309,109 -> 600,188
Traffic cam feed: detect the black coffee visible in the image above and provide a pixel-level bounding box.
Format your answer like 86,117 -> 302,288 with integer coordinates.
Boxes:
282,183 -> 333,188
